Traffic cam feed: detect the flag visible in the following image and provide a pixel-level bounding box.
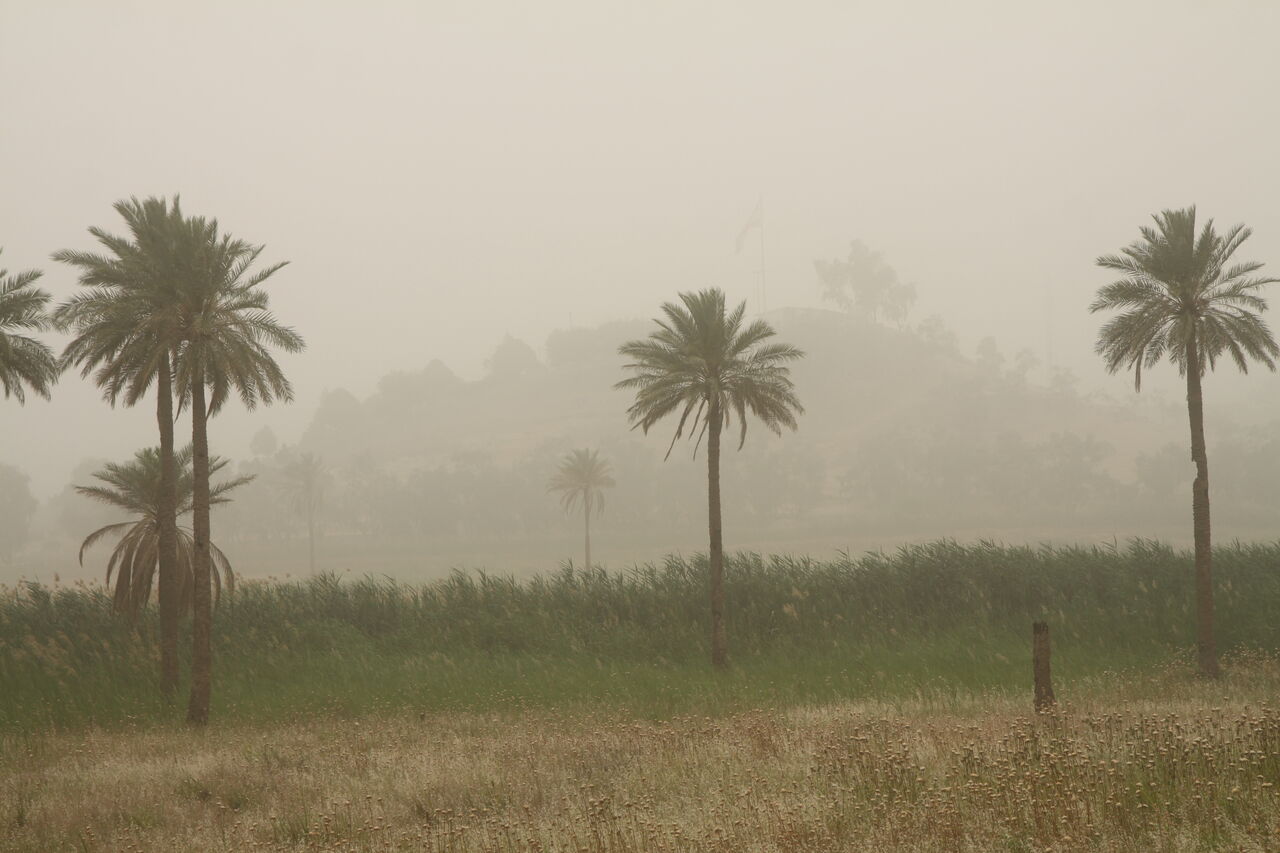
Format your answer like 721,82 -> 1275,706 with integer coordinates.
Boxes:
734,199 -> 762,254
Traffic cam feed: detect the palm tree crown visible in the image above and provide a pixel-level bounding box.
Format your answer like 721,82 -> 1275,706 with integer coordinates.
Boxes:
1091,206 -> 1279,388
77,445 -> 250,620
0,250 -> 59,402
617,288 -> 804,454
548,448 -> 615,516
171,218 -> 304,412
52,197 -> 189,405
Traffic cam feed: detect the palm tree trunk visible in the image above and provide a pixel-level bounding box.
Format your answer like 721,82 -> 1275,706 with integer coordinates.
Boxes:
186,362 -> 213,724
1185,337 -> 1219,678
307,511 -> 316,575
584,497 -> 591,570
707,400 -> 728,669
156,351 -> 180,698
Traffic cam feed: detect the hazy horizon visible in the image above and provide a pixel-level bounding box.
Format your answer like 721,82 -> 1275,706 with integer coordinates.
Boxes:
6,0 -> 1280,502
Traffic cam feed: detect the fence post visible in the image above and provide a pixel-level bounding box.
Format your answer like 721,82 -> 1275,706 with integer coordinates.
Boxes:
1033,620 -> 1056,712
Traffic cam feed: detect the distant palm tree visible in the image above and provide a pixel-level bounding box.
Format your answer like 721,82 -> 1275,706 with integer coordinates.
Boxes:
548,448 -> 615,570
172,214 -> 303,725
617,288 -> 803,668
77,445 -> 250,622
54,197 -> 191,696
1092,206 -> 1279,678
279,451 -> 328,574
0,250 -> 58,403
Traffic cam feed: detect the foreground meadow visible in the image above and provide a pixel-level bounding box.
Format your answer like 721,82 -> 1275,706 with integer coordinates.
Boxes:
5,542 -> 1280,850
3,658 -> 1280,852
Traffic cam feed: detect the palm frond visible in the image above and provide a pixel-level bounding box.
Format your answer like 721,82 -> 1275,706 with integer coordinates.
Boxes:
617,287 -> 804,459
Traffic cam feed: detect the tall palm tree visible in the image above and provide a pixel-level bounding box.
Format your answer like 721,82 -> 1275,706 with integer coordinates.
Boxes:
0,250 -> 58,403
172,214 -> 303,725
53,197 -> 189,697
548,448 -> 615,570
617,288 -> 803,668
77,445 -> 250,621
1092,206 -> 1279,678
279,451 -> 328,574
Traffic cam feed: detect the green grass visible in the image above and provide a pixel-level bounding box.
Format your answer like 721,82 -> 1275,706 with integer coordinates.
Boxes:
3,539 -> 1279,730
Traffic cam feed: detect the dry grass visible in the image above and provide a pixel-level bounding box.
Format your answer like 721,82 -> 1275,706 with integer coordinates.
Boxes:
4,657 -> 1280,852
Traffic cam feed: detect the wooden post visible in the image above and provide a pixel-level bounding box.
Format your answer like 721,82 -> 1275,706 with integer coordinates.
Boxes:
1033,621 -> 1056,712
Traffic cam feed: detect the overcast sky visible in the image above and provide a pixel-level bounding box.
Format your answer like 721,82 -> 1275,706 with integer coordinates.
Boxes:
4,0 -> 1280,497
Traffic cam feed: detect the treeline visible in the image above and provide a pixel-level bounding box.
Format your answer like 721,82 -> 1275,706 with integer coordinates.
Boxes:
208,311 -> 1278,553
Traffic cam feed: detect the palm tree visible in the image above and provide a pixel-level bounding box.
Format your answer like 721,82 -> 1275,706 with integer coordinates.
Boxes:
617,288 -> 803,668
0,250 -> 58,403
172,214 -> 303,725
77,445 -> 251,621
548,448 -> 615,570
53,197 -> 189,697
279,451 -> 328,574
1092,206 -> 1279,678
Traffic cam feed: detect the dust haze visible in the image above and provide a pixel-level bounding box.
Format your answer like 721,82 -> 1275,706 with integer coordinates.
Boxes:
5,0 -> 1280,580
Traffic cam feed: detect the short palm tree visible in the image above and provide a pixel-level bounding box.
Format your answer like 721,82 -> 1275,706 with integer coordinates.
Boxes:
0,250 -> 58,403
1092,206 -> 1279,678
548,448 -> 615,570
77,445 -> 250,621
172,214 -> 303,725
617,288 -> 803,668
54,196 -> 190,696
279,451 -> 328,574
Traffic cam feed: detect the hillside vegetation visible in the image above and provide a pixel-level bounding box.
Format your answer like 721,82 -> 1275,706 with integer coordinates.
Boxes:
200,309 -> 1280,578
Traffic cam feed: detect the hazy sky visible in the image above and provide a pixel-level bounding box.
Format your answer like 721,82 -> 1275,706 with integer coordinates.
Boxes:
4,0 -> 1280,497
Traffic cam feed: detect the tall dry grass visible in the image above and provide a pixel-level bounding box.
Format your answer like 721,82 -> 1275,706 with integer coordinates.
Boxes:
2,655 -> 1278,851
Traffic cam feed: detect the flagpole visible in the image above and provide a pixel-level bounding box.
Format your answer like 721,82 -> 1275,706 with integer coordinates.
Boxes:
757,196 -> 767,313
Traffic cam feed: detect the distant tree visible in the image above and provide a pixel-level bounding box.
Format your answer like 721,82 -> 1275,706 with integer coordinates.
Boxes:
916,314 -> 958,351
1011,348 -> 1039,381
617,288 -> 804,668
485,334 -> 540,378
279,451 -> 328,574
53,197 -> 190,697
1092,206 -> 1279,678
975,337 -> 1004,374
77,446 -> 250,622
815,240 -> 916,325
547,448 -> 615,570
0,463 -> 37,562
171,213 -> 303,725
250,426 -> 279,457
0,250 -> 58,403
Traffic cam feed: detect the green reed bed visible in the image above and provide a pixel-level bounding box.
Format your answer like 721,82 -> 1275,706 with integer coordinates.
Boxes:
3,539 -> 1279,730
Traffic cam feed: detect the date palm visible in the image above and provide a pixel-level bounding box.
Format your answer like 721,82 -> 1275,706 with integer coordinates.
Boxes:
548,448 -> 614,570
53,197 -> 189,696
77,445 -> 250,621
279,451 -> 328,574
1092,206 -> 1279,678
617,288 -> 803,668
173,214 -> 303,725
0,250 -> 58,403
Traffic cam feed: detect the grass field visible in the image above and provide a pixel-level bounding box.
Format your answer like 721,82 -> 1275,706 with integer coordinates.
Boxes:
3,658 -> 1279,852
3,540 -> 1280,850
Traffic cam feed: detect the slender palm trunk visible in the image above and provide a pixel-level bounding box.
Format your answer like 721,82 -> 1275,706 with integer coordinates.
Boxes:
583,496 -> 592,570
186,363 -> 213,724
307,512 -> 316,575
707,399 -> 727,669
156,352 -> 180,697
1185,337 -> 1219,678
